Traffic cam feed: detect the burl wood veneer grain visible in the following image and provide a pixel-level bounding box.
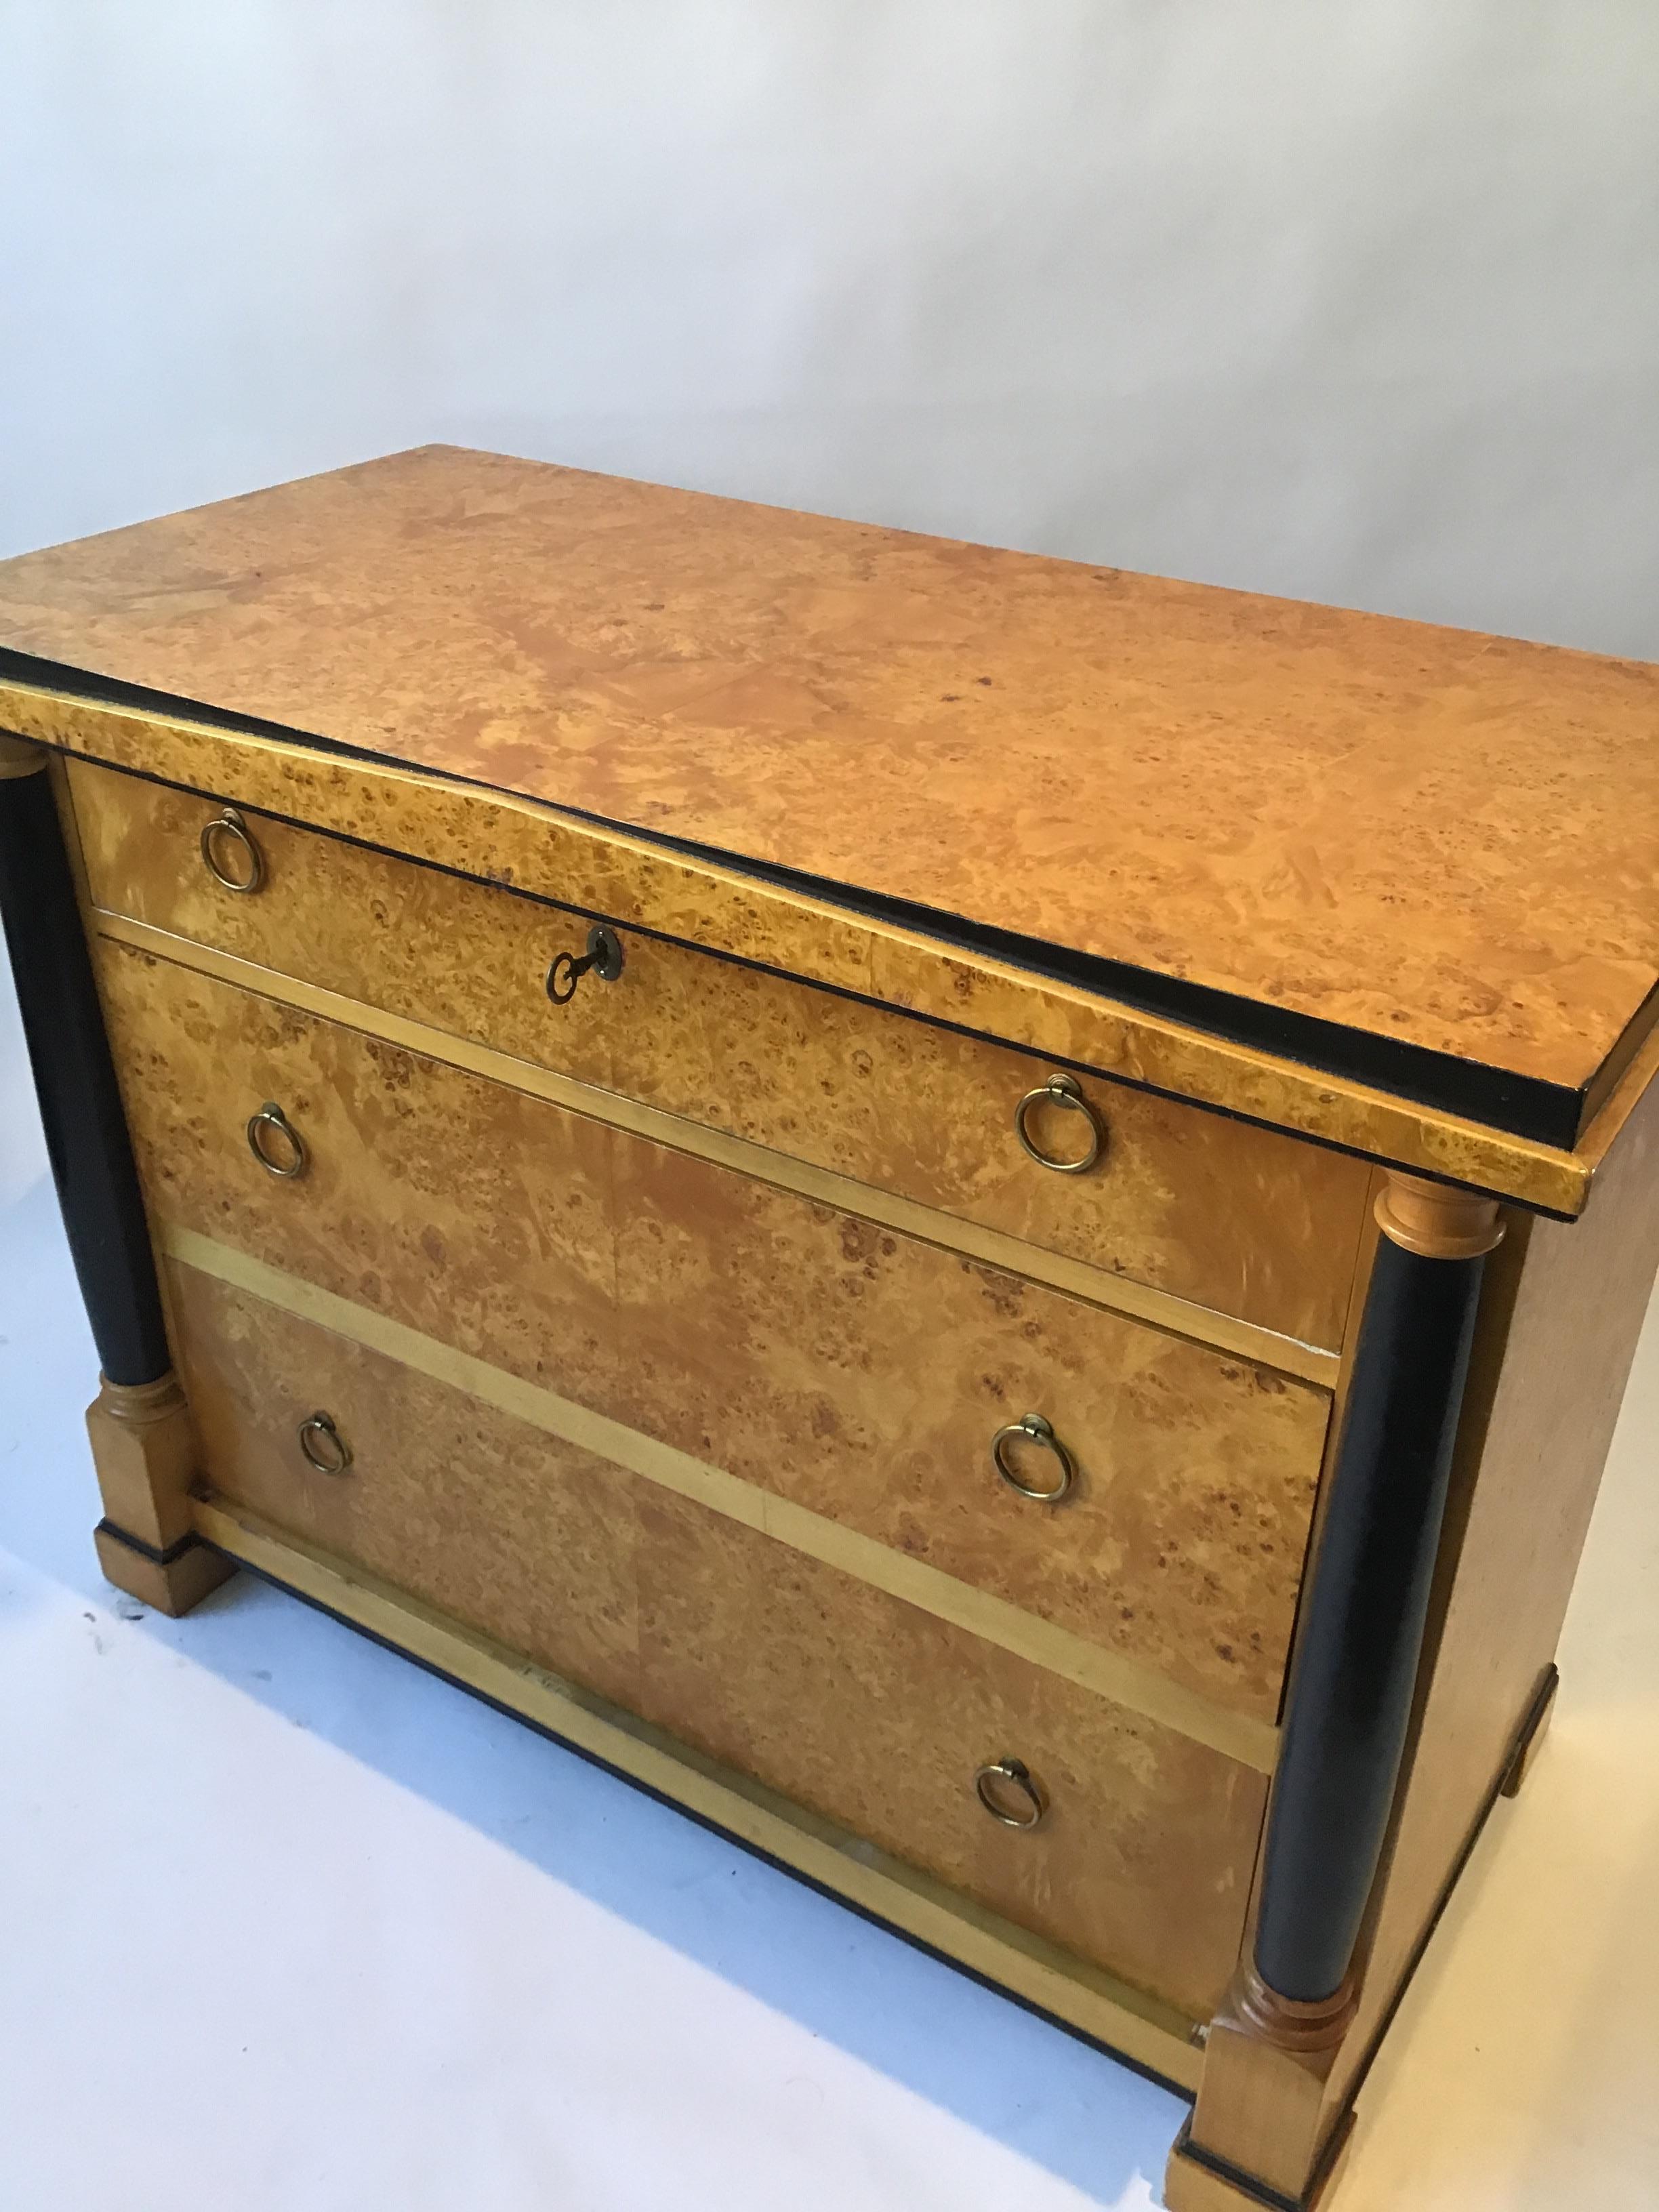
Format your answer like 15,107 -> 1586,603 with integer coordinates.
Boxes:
167,1257 -> 1263,2020
632,1492 -> 1265,2020
100,941 -> 1326,1719
184,1493 -> 1206,2082
166,1258 -> 642,1710
610,924 -> 1369,1350
162,1221 -> 1277,1764
68,754 -> 1370,1345
610,1136 -> 1329,1721
7,444 -> 1658,1099
67,757 -> 613,1090
98,940 -> 619,1408
22,686 -> 1604,1208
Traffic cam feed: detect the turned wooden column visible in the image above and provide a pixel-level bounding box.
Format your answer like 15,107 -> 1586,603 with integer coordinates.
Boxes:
0,732 -> 231,1614
1166,1170 -> 1504,2212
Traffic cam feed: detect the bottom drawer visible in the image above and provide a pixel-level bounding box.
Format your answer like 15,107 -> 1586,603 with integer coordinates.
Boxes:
166,1258 -> 1265,2020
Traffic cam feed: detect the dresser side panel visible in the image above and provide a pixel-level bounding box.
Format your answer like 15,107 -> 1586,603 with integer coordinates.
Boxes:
1325,1069 -> 1659,2115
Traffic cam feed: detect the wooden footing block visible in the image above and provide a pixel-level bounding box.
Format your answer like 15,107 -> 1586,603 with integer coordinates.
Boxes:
1164,2110 -> 1355,2211
93,1517 -> 235,1616
85,1367 -> 235,1615
1168,1965 -> 1356,2210
85,1370 -> 199,1551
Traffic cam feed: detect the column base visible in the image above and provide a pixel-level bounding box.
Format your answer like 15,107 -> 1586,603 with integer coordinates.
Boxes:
93,1517 -> 235,1616
85,1367 -> 235,1615
1174,1967 -> 1355,2206
85,1370 -> 198,1550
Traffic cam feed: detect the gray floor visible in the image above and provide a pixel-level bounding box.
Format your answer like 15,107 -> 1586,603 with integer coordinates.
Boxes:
1,1163 -> 1654,2211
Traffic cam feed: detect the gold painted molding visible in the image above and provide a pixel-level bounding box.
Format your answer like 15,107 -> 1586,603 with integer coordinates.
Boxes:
102,908 -> 1340,1387
190,1490 -> 1205,2085
163,1225 -> 1282,1774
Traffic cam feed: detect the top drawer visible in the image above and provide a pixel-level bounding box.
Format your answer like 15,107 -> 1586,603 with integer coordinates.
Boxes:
65,757 -> 1370,1346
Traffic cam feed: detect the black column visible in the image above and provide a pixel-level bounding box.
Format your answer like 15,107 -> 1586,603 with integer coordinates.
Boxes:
0,758 -> 171,1387
1253,1229 -> 1490,2003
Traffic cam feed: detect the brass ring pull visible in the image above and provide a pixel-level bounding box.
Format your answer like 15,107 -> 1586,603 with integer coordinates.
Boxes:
546,922 -> 626,1006
1014,1072 -> 1105,1175
247,1101 -> 308,1179
974,1757 -> 1048,1830
199,806 -> 265,894
991,1413 -> 1077,1503
297,1411 -> 352,1475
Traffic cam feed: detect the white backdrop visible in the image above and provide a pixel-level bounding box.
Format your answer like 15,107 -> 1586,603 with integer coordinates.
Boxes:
4,2 -> 1657,653
3,5 -> 1658,1178
5,7 -> 1657,1191
5,7 -> 1658,1200
3,17 -> 1659,2207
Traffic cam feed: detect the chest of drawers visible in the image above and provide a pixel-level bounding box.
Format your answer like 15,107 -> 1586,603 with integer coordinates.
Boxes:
1,447 -> 1656,2210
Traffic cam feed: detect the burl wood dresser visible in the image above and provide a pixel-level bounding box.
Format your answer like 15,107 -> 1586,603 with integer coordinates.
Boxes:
1,448 -> 1656,2209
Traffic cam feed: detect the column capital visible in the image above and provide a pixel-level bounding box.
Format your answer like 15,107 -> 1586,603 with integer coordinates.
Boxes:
1375,1170 -> 1504,1260
0,733 -> 47,779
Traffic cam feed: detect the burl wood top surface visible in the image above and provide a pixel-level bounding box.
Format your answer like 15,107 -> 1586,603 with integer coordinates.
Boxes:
2,443 -> 1655,1111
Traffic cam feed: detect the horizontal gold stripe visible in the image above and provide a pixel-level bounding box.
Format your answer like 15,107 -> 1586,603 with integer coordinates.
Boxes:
100,908 -> 1339,1388
190,1490 -> 1205,2087
165,1225 -> 1281,1775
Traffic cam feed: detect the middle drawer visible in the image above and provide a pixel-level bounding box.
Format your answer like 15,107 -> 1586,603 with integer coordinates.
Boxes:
101,938 -> 1330,1727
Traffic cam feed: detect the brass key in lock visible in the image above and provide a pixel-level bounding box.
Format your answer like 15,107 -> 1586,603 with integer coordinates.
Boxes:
545,922 -> 626,1005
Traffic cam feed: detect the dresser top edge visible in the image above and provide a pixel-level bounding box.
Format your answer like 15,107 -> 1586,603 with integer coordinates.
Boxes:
1,447 -> 1655,1120
11,674 -> 1643,1216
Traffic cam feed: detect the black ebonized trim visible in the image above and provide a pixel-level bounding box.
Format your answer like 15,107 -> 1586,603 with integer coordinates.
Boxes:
0,766 -> 171,1386
1254,1233 -> 1490,2003
94,1517 -> 207,1568
0,649 -> 1625,1149
208,1539 -> 1194,2101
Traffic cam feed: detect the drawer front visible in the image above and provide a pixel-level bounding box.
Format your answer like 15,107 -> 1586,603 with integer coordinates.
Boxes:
68,756 -> 1370,1345
167,1258 -> 1266,2020
102,942 -> 1328,1723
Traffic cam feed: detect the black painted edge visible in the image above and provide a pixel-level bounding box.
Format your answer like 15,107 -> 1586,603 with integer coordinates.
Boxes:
94,1517 -> 207,1568
203,1538 -> 1196,2104
0,647 -> 1631,1151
